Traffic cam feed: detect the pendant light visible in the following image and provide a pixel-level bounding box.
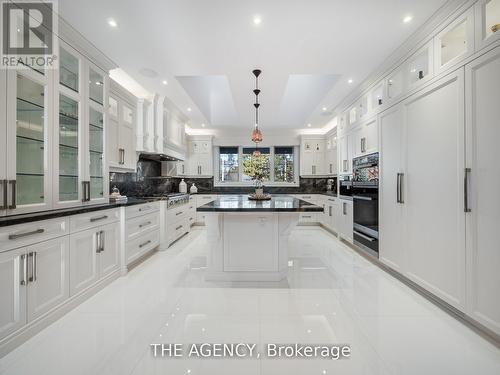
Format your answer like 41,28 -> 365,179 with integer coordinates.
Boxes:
251,69 -> 263,155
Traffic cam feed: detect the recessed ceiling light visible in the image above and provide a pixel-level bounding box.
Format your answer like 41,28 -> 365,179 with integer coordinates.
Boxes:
201,123 -> 205,127
307,123 -> 312,127
187,107 -> 192,112
107,18 -> 118,28
348,79 -> 353,84
253,16 -> 262,25
403,15 -> 413,23
322,107 -> 327,111
162,80 -> 168,85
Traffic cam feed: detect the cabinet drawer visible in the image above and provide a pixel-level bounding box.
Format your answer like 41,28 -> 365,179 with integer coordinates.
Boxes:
70,209 -> 120,233
169,220 -> 188,243
167,205 -> 189,222
0,218 -> 69,252
126,212 -> 160,240
126,230 -> 160,264
125,202 -> 160,219
299,213 -> 318,223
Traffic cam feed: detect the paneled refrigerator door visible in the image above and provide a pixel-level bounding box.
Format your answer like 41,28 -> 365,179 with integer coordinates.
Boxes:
465,45 -> 500,335
0,70 -> 7,216
378,105 -> 405,272
53,44 -> 85,208
6,68 -> 53,215
85,64 -> 108,204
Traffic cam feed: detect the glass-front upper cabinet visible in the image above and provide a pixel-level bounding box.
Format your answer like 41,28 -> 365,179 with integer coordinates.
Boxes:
406,41 -> 434,89
55,45 -> 83,208
89,68 -> 104,105
5,69 -> 52,214
370,82 -> 385,109
435,8 -> 475,72
475,0 -> 500,48
89,106 -> 105,201
386,66 -> 405,101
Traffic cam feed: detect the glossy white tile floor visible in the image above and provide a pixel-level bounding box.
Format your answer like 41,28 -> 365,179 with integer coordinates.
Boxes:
1,227 -> 500,375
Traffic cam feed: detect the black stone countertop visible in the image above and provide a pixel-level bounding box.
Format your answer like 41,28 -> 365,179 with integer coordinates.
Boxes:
0,197 -> 161,228
191,191 -> 339,197
197,195 -> 324,212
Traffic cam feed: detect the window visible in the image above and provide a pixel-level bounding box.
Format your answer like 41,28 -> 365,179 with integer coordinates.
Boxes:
274,147 -> 295,183
219,147 -> 239,182
216,146 -> 297,185
242,147 -> 270,182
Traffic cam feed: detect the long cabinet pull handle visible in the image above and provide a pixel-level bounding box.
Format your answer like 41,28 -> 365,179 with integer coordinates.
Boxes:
90,215 -> 108,222
1,179 -> 7,210
176,211 -> 183,216
343,202 -> 347,215
100,231 -> 105,252
396,173 -> 400,203
353,230 -> 376,242
9,180 -> 16,209
399,173 -> 405,204
464,168 -> 471,213
87,181 -> 91,201
82,181 -> 87,202
28,252 -> 37,282
96,231 -> 101,253
9,228 -> 44,240
175,225 -> 183,230
139,240 -> 152,248
20,254 -> 27,286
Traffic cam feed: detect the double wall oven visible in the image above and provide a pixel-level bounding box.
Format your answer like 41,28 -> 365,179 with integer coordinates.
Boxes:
352,153 -> 379,257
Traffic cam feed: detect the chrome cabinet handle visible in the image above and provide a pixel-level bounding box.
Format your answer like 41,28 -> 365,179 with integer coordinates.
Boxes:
118,148 -> 125,165
20,254 -> 27,286
139,206 -> 151,212
343,160 -> 348,172
352,195 -> 374,201
1,179 -> 7,210
9,228 -> 44,240
396,173 -> 400,203
82,181 -> 87,202
343,202 -> 347,215
361,137 -> 366,153
8,180 -> 16,209
329,206 -> 332,217
139,221 -> 152,228
99,230 -> 105,253
464,168 -> 471,213
329,164 -> 333,174
28,252 -> 37,282
398,173 -> 405,204
90,215 -> 108,222
176,211 -> 183,216
175,225 -> 183,230
139,240 -> 152,248
96,231 -> 101,253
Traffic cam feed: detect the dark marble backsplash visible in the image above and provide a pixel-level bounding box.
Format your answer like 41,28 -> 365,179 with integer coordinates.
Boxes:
110,159 -> 337,197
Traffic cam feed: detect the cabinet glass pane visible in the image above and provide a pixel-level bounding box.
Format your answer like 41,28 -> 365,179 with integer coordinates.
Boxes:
387,69 -> 404,99
371,84 -> 384,108
89,68 -> 104,105
108,97 -> 118,117
486,0 -> 500,39
89,107 -> 104,199
59,95 -> 79,201
408,49 -> 429,85
440,20 -> 468,66
59,48 -> 78,92
16,75 -> 45,205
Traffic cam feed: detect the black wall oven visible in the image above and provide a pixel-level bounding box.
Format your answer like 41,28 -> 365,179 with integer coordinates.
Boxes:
352,153 -> 379,257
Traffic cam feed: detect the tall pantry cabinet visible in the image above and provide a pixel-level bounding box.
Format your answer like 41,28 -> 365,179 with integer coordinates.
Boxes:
465,45 -> 500,335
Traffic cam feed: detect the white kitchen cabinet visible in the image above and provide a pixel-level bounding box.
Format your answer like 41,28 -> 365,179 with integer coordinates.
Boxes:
386,65 -> 406,102
195,195 -> 218,225
300,137 -> 325,176
338,133 -> 353,175
465,45 -> 500,335
0,247 -> 27,340
379,106 -> 405,272
475,0 -> 500,49
352,117 -> 378,157
325,133 -> 338,175
405,41 -> 434,90
434,8 -> 475,74
323,196 -> 339,233
337,199 -> 353,243
5,68 -> 53,215
186,137 -> 213,176
69,218 -> 120,296
69,228 -> 99,296
108,80 -> 137,171
379,70 -> 466,310
26,236 -> 69,322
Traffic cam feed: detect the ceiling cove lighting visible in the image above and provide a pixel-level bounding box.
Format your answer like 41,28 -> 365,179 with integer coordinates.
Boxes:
107,18 -> 117,28
251,69 -> 263,154
403,15 -> 413,23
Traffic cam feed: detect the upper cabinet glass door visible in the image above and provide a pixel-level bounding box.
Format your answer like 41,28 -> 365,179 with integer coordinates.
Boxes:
89,107 -> 104,200
7,71 -> 51,213
406,42 -> 433,88
435,8 -> 474,72
89,68 -> 104,105
59,48 -> 79,92
475,0 -> 500,48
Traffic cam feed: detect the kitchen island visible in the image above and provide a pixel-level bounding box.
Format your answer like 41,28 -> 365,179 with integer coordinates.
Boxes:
197,195 -> 323,281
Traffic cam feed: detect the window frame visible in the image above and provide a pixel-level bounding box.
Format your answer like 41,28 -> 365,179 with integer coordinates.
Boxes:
214,145 -> 299,187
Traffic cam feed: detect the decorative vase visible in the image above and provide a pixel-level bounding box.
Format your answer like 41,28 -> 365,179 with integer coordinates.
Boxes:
492,24 -> 500,33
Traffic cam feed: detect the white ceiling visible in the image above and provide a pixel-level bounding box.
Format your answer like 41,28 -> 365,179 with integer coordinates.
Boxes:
58,0 -> 448,130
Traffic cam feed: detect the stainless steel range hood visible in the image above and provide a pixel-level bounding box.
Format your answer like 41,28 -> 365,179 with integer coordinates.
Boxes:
139,152 -> 181,162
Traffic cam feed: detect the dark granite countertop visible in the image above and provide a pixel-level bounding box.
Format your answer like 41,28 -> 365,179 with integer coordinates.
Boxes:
191,191 -> 338,197
197,195 -> 324,212
0,197 -> 161,228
